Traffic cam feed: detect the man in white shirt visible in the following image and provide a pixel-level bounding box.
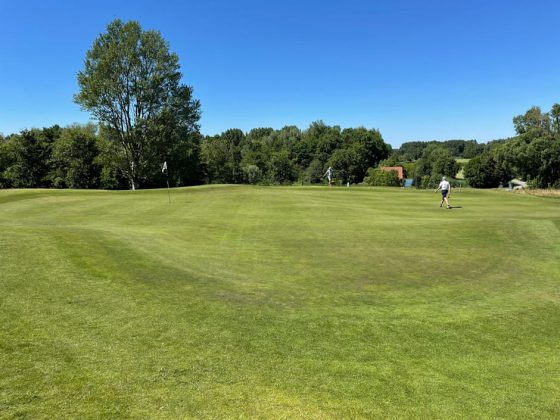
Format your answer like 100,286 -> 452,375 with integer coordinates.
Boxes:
324,166 -> 334,187
435,176 -> 451,208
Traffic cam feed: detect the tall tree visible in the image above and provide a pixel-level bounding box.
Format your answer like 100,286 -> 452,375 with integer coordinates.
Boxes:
412,145 -> 459,188
75,19 -> 200,190
551,103 -> 560,134
2,127 -> 60,188
49,124 -> 101,188
201,129 -> 245,183
269,150 -> 296,184
0,134 -> 12,188
512,106 -> 550,136
463,153 -> 509,188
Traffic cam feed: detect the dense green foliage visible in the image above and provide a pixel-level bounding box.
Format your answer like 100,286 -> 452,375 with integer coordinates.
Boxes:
412,144 -> 460,188
1,186 -> 559,417
3,102 -> 559,190
362,167 -> 401,186
201,122 -> 390,185
462,154 -> 508,188
74,19 -> 201,190
0,126 -> 60,188
0,122 -> 390,189
380,104 -> 560,189
49,124 -> 102,188
463,104 -> 560,188
395,139 -> 483,161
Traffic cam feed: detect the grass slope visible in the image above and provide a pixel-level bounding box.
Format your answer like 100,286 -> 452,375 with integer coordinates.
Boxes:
455,158 -> 470,180
1,186 -> 559,418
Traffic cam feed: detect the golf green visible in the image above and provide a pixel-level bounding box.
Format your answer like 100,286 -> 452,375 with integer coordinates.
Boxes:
1,186 -> 559,418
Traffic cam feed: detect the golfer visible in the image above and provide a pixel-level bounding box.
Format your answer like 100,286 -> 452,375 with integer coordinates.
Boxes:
324,166 -> 334,187
435,176 -> 451,208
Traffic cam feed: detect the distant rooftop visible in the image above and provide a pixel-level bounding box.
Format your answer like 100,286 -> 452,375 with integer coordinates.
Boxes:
380,166 -> 404,180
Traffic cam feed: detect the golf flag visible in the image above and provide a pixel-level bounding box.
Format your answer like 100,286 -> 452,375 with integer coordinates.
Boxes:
162,161 -> 171,203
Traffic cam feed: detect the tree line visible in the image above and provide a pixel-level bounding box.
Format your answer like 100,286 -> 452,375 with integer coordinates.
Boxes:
376,103 -> 560,189
0,121 -> 390,188
201,123 -> 389,185
393,139 -> 485,162
2,104 -> 557,191
463,105 -> 560,188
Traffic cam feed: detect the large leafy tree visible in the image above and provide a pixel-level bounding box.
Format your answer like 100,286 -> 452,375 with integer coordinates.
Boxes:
2,127 -> 60,188
480,103 -> 560,188
201,129 -> 245,183
463,153 -> 509,188
340,127 -> 390,181
512,106 -> 551,136
75,19 -> 200,190
412,145 -> 459,188
269,149 -> 296,184
0,134 -> 12,188
48,124 -> 101,188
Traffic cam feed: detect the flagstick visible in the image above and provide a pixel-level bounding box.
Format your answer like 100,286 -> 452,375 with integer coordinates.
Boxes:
162,161 -> 171,203
166,175 -> 171,203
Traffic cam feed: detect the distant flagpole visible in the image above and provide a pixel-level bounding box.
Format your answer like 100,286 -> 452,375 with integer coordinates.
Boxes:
162,161 -> 170,203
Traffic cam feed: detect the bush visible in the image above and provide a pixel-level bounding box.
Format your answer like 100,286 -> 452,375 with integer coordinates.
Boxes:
420,175 -> 432,189
363,168 -> 401,186
269,150 -> 296,184
242,164 -> 263,184
463,154 -> 509,188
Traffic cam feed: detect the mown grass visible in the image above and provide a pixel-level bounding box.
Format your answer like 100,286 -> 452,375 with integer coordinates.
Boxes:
455,158 -> 470,179
520,189 -> 560,198
1,186 -> 559,418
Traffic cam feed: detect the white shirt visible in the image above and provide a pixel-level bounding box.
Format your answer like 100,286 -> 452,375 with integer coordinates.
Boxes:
439,180 -> 450,190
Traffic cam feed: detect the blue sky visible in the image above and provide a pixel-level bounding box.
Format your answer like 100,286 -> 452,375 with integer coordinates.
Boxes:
1,0 -> 559,147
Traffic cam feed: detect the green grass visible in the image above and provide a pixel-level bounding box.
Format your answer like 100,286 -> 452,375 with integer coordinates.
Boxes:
1,185 -> 559,418
455,158 -> 471,179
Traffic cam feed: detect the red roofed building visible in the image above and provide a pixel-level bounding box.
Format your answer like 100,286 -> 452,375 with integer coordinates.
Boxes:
380,166 -> 404,180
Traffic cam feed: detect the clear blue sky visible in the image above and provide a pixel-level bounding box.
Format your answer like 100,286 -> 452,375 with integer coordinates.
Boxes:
1,0 -> 559,147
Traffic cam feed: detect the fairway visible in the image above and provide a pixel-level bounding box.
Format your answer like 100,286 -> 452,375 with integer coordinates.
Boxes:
1,186 -> 559,418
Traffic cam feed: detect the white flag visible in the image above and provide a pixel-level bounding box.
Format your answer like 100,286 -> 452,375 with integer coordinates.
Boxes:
162,161 -> 167,173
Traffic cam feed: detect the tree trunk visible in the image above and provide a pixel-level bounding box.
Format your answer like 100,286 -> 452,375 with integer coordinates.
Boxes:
129,160 -> 138,190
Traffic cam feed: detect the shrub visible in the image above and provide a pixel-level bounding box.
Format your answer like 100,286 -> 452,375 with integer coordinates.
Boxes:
363,168 -> 401,186
242,164 -> 263,184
